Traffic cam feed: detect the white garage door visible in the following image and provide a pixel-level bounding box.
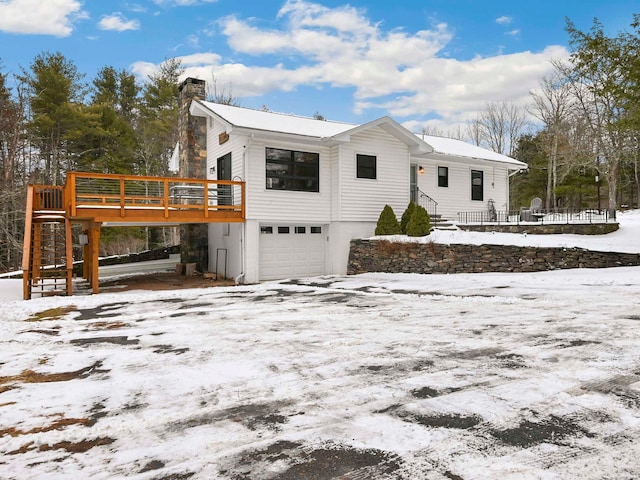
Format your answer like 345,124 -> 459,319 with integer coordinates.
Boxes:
259,225 -> 326,280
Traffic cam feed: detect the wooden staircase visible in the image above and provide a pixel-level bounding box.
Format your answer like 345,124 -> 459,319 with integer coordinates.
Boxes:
22,186 -> 73,299
22,172 -> 246,300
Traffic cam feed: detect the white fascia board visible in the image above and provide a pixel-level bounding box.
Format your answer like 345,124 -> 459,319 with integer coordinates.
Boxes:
425,152 -> 528,170
190,100 -> 234,131
231,127 -> 345,147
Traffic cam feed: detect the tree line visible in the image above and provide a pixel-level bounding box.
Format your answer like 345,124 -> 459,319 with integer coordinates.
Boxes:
2,16 -> 640,272
426,16 -> 640,213
0,52 -> 185,272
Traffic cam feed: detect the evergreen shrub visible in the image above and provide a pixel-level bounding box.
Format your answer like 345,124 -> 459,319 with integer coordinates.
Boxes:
406,205 -> 432,237
375,205 -> 402,235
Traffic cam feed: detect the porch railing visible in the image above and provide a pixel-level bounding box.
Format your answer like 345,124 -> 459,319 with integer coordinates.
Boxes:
457,208 -> 616,225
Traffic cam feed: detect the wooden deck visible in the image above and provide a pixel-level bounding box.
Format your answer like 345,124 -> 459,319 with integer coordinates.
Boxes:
66,172 -> 245,223
22,172 -> 245,299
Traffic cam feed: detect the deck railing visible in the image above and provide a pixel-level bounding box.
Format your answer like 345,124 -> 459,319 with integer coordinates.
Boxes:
457,208 -> 615,225
64,172 -> 245,222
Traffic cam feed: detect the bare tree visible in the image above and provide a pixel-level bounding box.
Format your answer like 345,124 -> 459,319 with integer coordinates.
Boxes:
475,101 -> 529,156
206,73 -> 240,106
0,69 -> 28,272
529,70 -> 577,208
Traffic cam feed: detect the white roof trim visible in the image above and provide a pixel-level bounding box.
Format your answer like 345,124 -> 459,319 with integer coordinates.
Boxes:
418,134 -> 527,169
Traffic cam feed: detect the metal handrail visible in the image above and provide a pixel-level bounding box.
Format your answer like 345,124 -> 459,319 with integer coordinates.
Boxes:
414,188 -> 438,219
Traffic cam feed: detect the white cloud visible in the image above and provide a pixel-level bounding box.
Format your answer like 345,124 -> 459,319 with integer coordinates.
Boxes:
0,0 -> 86,37
506,29 -> 520,36
98,13 -> 140,32
137,1 -> 569,129
496,16 -> 512,25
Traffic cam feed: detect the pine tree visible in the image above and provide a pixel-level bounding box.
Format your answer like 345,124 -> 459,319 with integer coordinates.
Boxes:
17,51 -> 86,184
406,205 -> 431,237
375,205 -> 401,235
400,201 -> 416,234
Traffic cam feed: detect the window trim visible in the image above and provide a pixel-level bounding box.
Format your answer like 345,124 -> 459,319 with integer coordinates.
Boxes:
437,166 -> 449,188
265,147 -> 320,193
356,153 -> 377,180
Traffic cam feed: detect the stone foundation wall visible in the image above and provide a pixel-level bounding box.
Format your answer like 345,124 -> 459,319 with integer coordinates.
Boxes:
347,239 -> 640,275
460,223 -> 619,235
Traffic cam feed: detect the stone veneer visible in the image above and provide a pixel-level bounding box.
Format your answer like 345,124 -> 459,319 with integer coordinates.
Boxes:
348,239 -> 640,275
178,78 -> 209,272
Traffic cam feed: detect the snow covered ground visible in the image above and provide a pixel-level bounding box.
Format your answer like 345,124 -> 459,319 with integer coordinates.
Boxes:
1,212 -> 640,479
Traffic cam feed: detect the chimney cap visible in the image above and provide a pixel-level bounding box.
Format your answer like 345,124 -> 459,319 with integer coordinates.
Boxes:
179,77 -> 206,91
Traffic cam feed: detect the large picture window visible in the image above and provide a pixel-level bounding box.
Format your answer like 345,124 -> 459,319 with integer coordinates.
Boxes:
266,147 -> 319,192
438,166 -> 448,187
471,170 -> 483,201
356,154 -> 377,179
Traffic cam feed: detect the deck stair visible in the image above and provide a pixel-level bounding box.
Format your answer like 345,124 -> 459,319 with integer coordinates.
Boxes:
22,186 -> 73,299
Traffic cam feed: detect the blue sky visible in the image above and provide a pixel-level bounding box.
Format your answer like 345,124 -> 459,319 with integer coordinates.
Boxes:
0,0 -> 637,132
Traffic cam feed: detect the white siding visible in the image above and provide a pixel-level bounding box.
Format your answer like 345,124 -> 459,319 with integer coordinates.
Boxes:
338,127 -> 410,222
206,117 -> 246,183
208,222 -> 243,280
328,221 -> 377,274
244,138 -> 332,222
415,156 -> 511,219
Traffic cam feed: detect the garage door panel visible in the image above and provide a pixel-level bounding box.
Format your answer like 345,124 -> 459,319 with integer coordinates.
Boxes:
259,225 -> 326,280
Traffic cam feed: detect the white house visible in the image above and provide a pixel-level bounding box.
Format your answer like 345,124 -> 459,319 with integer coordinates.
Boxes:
181,80 -> 526,283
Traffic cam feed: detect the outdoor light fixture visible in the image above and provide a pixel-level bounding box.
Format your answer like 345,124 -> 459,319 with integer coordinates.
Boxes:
209,166 -> 216,174
418,166 -> 425,175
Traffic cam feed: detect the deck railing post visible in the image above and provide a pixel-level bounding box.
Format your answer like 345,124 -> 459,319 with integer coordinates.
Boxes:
204,179 -> 209,219
164,179 -> 169,218
120,176 -> 125,217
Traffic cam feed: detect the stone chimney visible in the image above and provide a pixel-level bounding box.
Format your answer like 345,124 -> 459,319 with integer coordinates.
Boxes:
178,77 -> 209,272
178,77 -> 207,178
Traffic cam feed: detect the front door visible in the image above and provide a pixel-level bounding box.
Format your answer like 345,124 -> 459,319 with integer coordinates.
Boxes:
410,164 -> 418,203
217,153 -> 232,205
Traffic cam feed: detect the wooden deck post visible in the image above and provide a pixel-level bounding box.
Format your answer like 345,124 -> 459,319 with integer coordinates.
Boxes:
86,223 -> 101,294
65,217 -> 74,296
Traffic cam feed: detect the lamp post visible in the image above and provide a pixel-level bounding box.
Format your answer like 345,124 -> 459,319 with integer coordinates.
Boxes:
595,174 -> 601,212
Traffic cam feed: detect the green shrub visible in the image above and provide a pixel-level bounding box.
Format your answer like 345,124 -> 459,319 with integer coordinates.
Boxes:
400,201 -> 416,234
406,205 -> 431,237
375,205 -> 402,235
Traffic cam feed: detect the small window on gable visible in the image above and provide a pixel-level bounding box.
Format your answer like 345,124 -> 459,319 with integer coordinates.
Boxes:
356,154 -> 377,179
438,166 -> 449,187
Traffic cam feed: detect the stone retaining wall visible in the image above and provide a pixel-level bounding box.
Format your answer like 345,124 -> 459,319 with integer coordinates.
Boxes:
347,239 -> 640,275
460,223 -> 619,235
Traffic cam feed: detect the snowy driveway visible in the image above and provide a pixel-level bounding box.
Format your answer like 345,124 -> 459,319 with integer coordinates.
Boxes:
1,268 -> 640,479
